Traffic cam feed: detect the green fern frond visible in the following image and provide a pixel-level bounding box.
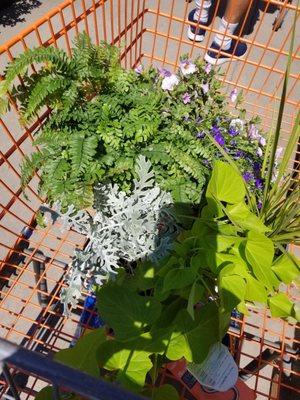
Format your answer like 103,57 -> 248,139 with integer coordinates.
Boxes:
24,74 -> 68,121
4,46 -> 71,86
70,134 -> 98,174
20,152 -> 44,189
167,145 -> 207,184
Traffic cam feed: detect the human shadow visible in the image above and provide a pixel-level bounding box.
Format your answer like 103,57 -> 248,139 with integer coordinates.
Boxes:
0,0 -> 41,28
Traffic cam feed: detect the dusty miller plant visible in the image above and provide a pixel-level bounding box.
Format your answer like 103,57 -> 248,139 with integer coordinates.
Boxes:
44,156 -> 177,314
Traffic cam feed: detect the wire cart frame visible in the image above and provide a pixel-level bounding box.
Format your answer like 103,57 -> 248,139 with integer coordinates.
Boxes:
0,0 -> 299,399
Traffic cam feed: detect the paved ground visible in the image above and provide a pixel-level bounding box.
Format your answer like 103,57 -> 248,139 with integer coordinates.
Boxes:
0,1 -> 299,399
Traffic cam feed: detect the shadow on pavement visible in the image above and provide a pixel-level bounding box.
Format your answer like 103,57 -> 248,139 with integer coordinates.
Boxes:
0,0 -> 41,28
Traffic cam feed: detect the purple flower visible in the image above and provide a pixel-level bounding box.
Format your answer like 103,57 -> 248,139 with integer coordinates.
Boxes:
158,67 -> 172,78
211,125 -> 221,135
134,64 -> 143,74
182,92 -> 191,104
180,59 -> 197,76
257,200 -> 262,209
255,178 -> 263,190
204,63 -> 212,74
228,127 -> 239,137
243,172 -> 253,182
235,150 -> 244,159
214,132 -> 225,146
161,74 -> 179,91
230,140 -> 237,146
196,131 -> 205,139
183,115 -> 190,122
196,116 -> 203,124
230,88 -> 238,103
201,82 -> 209,94
259,136 -> 266,146
253,161 -> 261,173
248,124 -> 259,140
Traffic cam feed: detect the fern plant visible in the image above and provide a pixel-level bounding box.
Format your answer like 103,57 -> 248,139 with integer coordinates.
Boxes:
2,35 -> 266,209
43,156 -> 178,314
0,32 -> 120,122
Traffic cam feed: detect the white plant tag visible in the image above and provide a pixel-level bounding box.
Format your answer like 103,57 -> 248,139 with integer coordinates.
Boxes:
187,342 -> 238,392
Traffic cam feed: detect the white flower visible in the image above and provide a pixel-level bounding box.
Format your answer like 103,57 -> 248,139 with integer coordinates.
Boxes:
161,74 -> 179,91
259,135 -> 266,146
248,124 -> 259,140
201,82 -> 209,94
230,118 -> 244,131
134,64 -> 143,74
180,60 -> 197,76
257,147 -> 263,157
204,63 -> 212,74
230,88 -> 238,103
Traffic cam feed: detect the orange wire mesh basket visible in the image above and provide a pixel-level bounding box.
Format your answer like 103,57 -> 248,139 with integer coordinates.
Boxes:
0,0 -> 299,399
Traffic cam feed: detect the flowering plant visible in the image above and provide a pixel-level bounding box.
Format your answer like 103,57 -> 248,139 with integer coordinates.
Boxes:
6,37 -> 267,209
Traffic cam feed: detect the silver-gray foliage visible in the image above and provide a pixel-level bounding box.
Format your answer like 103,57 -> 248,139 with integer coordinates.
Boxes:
46,156 -> 177,315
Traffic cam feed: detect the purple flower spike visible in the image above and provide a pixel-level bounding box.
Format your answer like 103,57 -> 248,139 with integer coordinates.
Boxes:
134,64 -> 143,74
230,140 -> 237,146
228,127 -> 239,137
182,92 -> 191,104
255,178 -> 263,190
257,200 -> 263,210
196,116 -> 203,124
230,88 -> 238,103
214,132 -> 225,146
243,172 -> 253,183
204,63 -> 212,74
201,82 -> 209,94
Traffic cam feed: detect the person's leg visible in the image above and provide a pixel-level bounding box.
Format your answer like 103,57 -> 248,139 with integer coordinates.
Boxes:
188,0 -> 212,42
214,0 -> 252,50
205,0 -> 252,65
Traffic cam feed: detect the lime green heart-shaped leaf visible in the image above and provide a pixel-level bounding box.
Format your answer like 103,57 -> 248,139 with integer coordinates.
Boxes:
245,231 -> 279,290
268,293 -> 293,318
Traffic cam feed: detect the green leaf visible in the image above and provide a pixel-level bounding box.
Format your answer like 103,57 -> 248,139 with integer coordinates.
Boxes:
271,254 -> 300,284
227,202 -> 269,233
293,303 -> 300,322
163,267 -> 197,292
268,293 -> 293,318
97,285 -> 161,341
187,281 -> 201,320
54,328 -> 106,377
245,231 -> 279,290
99,340 -> 153,390
35,387 -> 53,400
166,303 -> 219,363
127,261 -> 158,291
245,275 -> 267,304
144,385 -> 180,400
190,252 -> 208,273
206,161 -> 246,204
219,272 -> 246,311
203,234 -> 238,252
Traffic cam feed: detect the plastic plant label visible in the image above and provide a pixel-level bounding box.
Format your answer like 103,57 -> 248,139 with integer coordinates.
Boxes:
187,342 -> 238,392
